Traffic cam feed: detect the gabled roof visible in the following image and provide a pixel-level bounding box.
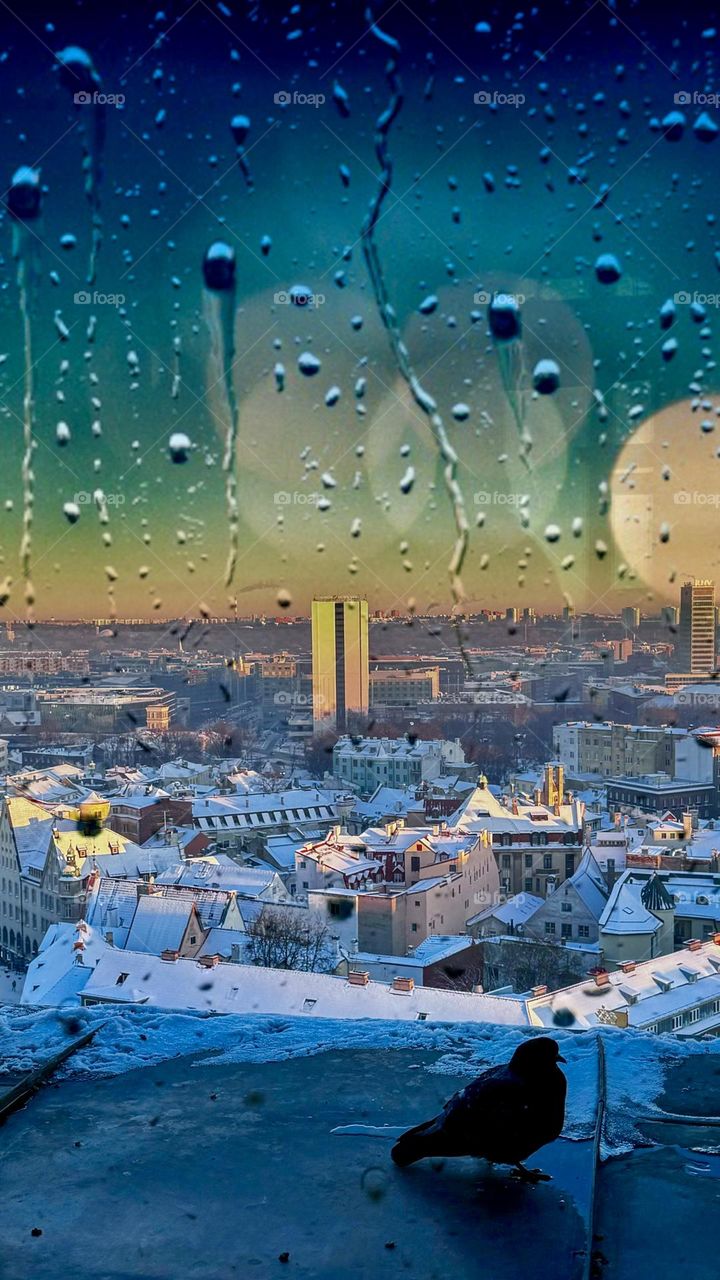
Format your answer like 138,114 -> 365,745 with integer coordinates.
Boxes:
125,894 -> 198,955
599,873 -> 665,937
468,892 -> 544,929
156,858 -> 286,899
565,849 -> 609,918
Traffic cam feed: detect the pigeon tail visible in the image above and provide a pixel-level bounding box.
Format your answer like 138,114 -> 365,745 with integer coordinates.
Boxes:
391,1118 -> 442,1167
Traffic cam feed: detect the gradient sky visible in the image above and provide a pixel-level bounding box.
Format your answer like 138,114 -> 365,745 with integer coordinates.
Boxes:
0,1 -> 719,620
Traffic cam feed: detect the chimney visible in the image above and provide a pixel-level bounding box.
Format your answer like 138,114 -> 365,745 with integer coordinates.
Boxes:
230,943 -> 241,963
682,812 -> 693,840
391,976 -> 415,993
531,984 -> 548,997
348,970 -> 370,986
687,938 -> 702,953
198,954 -> 220,968
512,796 -> 519,815
161,948 -> 179,961
594,971 -> 611,988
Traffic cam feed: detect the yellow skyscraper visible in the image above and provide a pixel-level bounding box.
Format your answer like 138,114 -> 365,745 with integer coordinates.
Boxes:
311,598 -> 369,732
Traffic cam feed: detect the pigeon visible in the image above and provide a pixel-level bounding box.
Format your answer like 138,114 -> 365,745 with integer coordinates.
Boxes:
391,1037 -> 567,1182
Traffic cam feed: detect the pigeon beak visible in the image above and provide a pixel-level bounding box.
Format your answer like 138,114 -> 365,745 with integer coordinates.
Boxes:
557,1055 -> 566,1063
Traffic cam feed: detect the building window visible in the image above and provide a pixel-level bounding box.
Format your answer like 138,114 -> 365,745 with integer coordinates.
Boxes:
565,853 -> 575,877
524,878 -> 532,892
561,901 -> 572,913
561,923 -> 572,939
411,923 -> 418,933
545,922 -> 555,935
672,1014 -> 683,1030
502,855 -> 511,869
578,925 -> 590,938
411,856 -> 420,872
116,973 -> 129,986
543,855 -> 553,871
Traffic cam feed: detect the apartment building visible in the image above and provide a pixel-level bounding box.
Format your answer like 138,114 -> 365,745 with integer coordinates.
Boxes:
302,821 -> 499,956
552,721 -> 681,780
0,794 -> 140,966
193,789 -> 347,855
333,736 -> 466,795
453,767 -> 586,898
369,668 -> 440,708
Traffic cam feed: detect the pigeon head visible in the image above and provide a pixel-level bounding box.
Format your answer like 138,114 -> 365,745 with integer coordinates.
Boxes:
510,1037 -> 566,1074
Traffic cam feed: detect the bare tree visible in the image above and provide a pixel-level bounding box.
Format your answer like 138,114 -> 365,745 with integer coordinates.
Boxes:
246,906 -> 334,973
481,937 -> 583,993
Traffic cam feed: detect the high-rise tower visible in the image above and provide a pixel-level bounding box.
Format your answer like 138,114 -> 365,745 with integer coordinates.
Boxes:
311,598 -> 369,731
677,580 -> 716,673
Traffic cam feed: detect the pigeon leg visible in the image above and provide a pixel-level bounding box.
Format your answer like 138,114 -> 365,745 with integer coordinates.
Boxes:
511,1164 -> 552,1183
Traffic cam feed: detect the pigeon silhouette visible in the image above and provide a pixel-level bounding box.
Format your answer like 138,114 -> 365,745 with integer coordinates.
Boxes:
391,1037 -> 567,1182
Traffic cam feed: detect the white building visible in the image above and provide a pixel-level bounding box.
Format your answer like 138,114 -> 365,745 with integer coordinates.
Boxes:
332,736 -> 466,794
193,789 -> 348,853
22,915 -> 720,1039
